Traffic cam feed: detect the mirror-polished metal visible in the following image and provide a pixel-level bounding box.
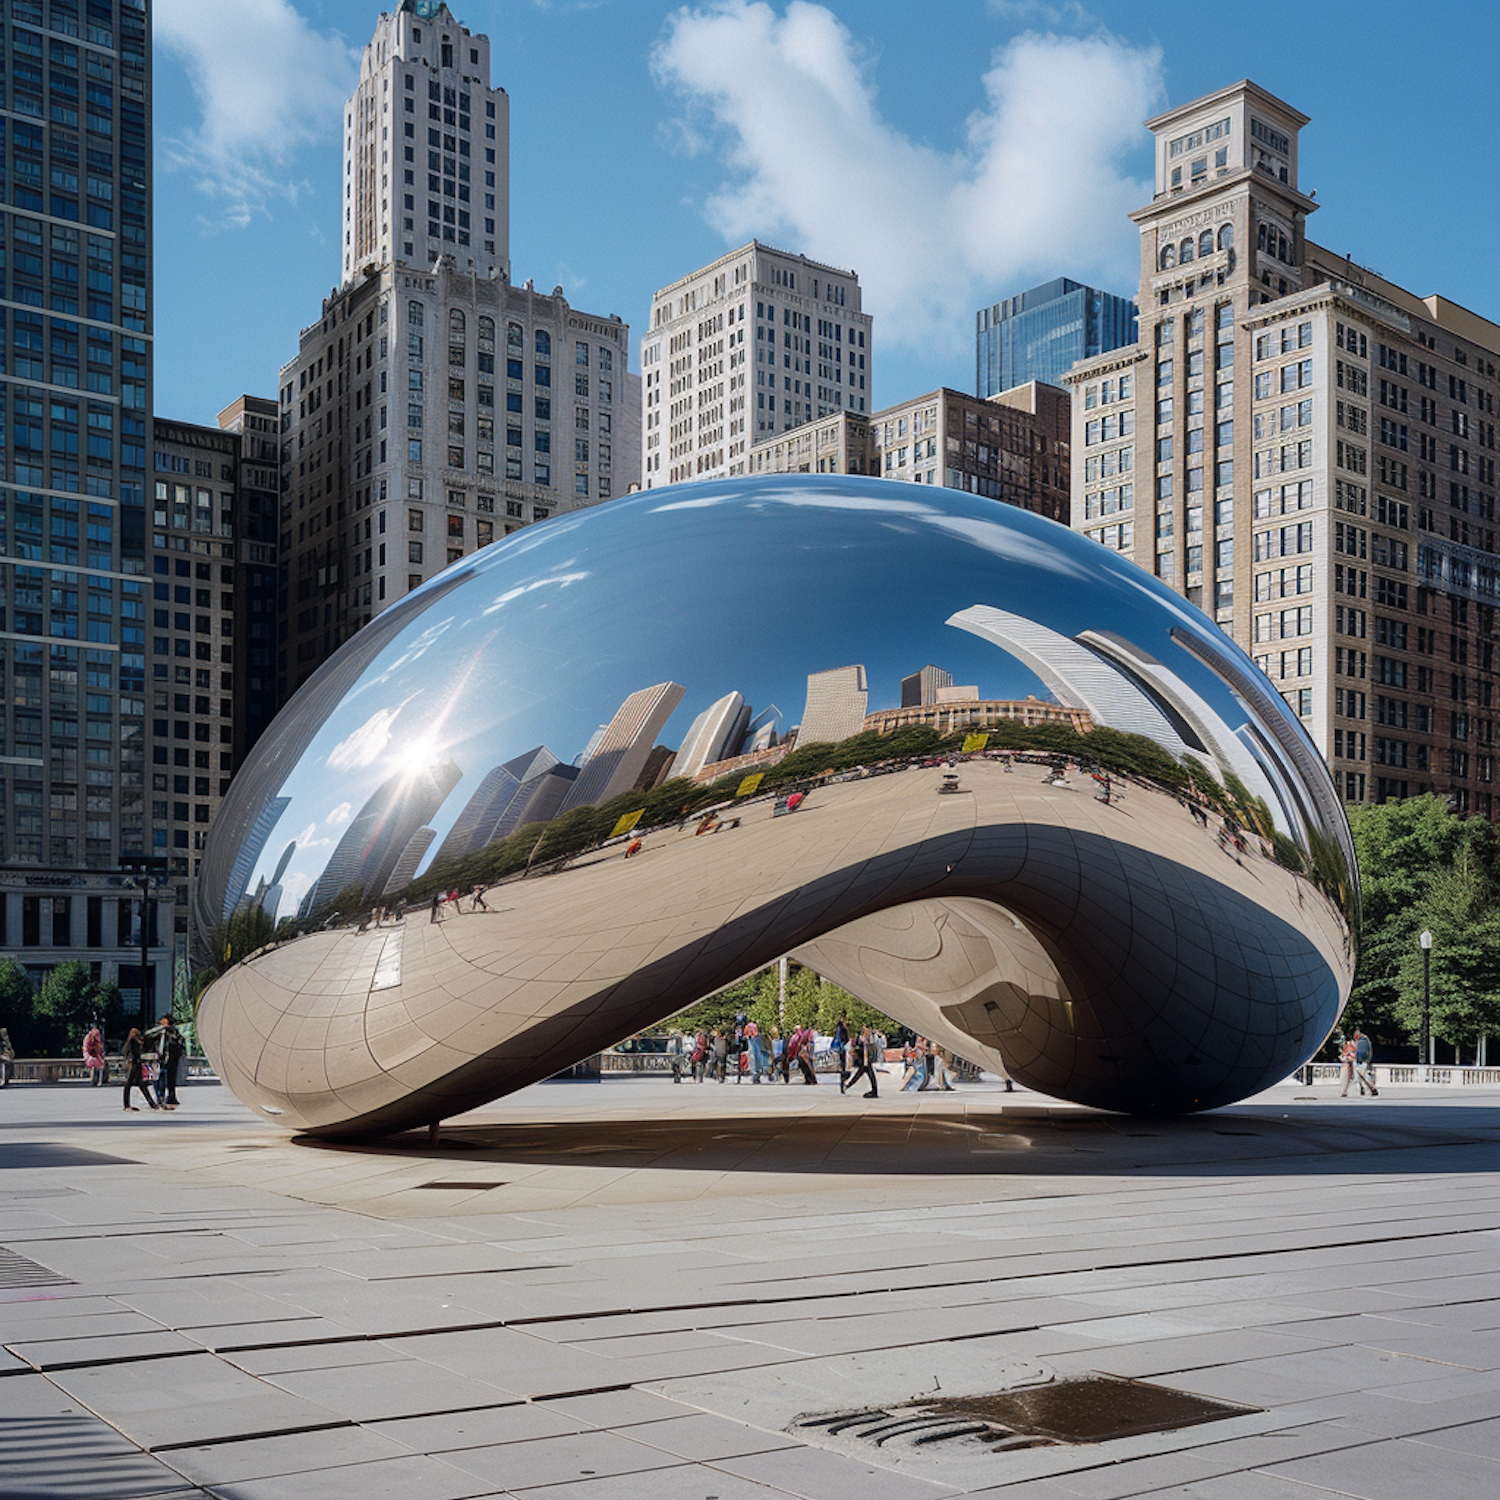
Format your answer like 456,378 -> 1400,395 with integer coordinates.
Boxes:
196,477 -> 1357,1137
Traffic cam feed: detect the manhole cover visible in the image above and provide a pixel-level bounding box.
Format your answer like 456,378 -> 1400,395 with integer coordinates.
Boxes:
0,1246 -> 74,1290
793,1374 -> 1256,1454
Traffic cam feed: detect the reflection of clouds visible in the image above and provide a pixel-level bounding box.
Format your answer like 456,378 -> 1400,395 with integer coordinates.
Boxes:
325,801 -> 351,826
481,569 -> 590,616
277,871 -> 311,922
928,514 -> 1094,582
327,700 -> 412,770
364,618 -> 455,688
292,822 -> 330,850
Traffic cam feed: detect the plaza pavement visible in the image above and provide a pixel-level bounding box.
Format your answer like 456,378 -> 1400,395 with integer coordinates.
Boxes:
3,1072 -> 1500,1499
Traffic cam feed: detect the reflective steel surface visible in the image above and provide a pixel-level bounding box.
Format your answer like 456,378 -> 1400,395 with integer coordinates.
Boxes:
196,477 -> 1357,1137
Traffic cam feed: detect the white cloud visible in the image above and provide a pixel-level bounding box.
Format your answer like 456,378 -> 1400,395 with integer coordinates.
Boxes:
652,1 -> 1162,354
326,702 -> 409,771
155,0 -> 358,227
291,822 -> 331,850
324,801 -> 353,827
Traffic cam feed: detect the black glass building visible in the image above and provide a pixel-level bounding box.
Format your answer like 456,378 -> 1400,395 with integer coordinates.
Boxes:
0,1 -> 161,1001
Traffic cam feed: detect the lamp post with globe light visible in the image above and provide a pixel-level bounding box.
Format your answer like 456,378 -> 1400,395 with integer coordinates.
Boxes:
1419,928 -> 1433,1079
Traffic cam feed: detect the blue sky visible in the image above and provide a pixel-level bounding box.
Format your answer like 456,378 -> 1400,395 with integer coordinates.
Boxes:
152,0 -> 1500,428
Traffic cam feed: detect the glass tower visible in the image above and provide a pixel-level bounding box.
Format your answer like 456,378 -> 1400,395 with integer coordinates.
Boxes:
0,2 -> 157,990
976,278 -> 1137,396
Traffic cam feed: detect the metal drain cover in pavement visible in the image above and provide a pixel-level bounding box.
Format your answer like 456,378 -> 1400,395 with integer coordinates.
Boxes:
794,1374 -> 1257,1454
0,1246 -> 74,1291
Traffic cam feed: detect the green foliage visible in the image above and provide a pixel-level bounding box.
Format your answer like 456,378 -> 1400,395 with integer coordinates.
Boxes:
0,959 -> 36,1048
1347,795 -> 1500,1047
190,904 -> 278,1014
28,961 -> 123,1055
664,963 -> 899,1041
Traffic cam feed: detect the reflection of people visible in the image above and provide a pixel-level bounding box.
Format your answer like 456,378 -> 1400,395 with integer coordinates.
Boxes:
667,1030 -> 685,1083
430,893 -> 443,924
624,838 -> 643,858
471,884 -> 489,911
83,1025 -> 108,1087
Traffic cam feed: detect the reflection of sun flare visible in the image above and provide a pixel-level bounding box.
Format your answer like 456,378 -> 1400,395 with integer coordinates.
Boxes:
396,735 -> 440,779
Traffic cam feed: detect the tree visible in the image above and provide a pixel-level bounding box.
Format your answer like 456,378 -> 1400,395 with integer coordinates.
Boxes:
0,958 -> 36,1052
32,961 -> 121,1055
1347,795 -> 1500,1053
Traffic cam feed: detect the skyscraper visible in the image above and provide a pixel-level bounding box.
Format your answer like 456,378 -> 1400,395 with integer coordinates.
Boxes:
277,2 -> 636,703
341,0 -> 509,286
558,682 -> 686,813
642,242 -> 872,487
668,692 -> 750,782
0,1 -> 166,1004
901,665 -> 953,708
799,666 -> 868,747
977,278 -> 1137,396
1067,79 -> 1500,818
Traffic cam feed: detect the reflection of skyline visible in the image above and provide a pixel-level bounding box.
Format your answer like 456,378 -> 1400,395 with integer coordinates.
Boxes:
303,757 -> 462,913
559,682 -> 686,815
670,692 -> 750,782
215,480 -> 1325,928
800,665 -> 868,745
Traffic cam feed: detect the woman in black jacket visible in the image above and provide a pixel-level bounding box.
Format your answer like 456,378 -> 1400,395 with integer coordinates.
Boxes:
121,1027 -> 159,1112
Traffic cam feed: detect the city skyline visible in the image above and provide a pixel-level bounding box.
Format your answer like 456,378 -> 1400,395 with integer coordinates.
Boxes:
153,1 -> 1498,430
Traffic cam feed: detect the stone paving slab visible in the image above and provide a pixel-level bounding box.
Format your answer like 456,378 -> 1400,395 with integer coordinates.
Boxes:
5,1078 -> 1500,1499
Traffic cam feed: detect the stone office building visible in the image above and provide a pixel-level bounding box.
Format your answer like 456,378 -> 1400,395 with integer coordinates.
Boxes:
276,0 -> 635,704
1068,79 -> 1500,816
642,241 -> 872,488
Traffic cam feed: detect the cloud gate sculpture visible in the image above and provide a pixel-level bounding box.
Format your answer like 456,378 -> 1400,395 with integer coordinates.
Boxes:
196,477 -> 1356,1137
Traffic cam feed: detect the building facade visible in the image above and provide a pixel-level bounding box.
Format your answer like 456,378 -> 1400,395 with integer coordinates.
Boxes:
215,396 -> 280,766
868,385 -> 1071,522
1067,80 -> 1500,816
977,278 -> 1137,397
148,419 -> 242,945
278,0 -> 636,705
341,0 -> 508,285
642,242 -> 872,488
865,698 -> 1092,737
0,0 -> 172,1010
745,409 -> 872,478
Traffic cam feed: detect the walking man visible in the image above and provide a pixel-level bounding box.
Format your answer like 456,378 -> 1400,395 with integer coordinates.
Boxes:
1351,1028 -> 1379,1096
846,1026 -> 880,1098
149,1014 -> 186,1109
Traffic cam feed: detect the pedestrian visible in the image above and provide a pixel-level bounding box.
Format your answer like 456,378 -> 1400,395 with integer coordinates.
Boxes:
471,883 -> 489,912
745,1019 -> 765,1083
898,1039 -> 924,1092
120,1027 -> 159,1112
395,900 -> 407,922
931,1044 -> 955,1091
833,1013 -> 850,1091
429,892 -> 443,923
1337,1034 -> 1357,1096
770,1028 -> 787,1082
712,1027 -> 729,1083
667,1029 -> 685,1083
83,1023 -> 108,1087
787,1026 -> 817,1084
846,1025 -> 880,1098
731,1023 -> 746,1083
1351,1028 -> 1379,1096
150,1014 -> 186,1109
690,1029 -> 707,1082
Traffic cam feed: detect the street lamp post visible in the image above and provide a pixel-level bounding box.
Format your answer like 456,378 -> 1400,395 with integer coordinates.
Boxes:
119,856 -> 169,1031
1419,928 -> 1433,1080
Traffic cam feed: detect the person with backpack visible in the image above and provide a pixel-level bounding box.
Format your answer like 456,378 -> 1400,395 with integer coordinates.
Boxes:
147,1015 -> 186,1109
833,1013 -> 850,1091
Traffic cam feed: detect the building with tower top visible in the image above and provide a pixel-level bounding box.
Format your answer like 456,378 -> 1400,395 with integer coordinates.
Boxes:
1068,79 -> 1500,818
277,1 -> 637,703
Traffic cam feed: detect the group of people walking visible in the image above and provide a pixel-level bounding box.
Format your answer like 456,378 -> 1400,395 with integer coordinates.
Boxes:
81,1015 -> 187,1112
664,1014 -> 959,1098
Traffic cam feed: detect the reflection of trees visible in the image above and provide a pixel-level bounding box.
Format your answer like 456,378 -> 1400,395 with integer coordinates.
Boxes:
190,904 -> 277,1010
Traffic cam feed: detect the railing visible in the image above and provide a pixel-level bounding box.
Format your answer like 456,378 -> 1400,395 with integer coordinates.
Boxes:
2,1058 -> 218,1085
1299,1063 -> 1500,1086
